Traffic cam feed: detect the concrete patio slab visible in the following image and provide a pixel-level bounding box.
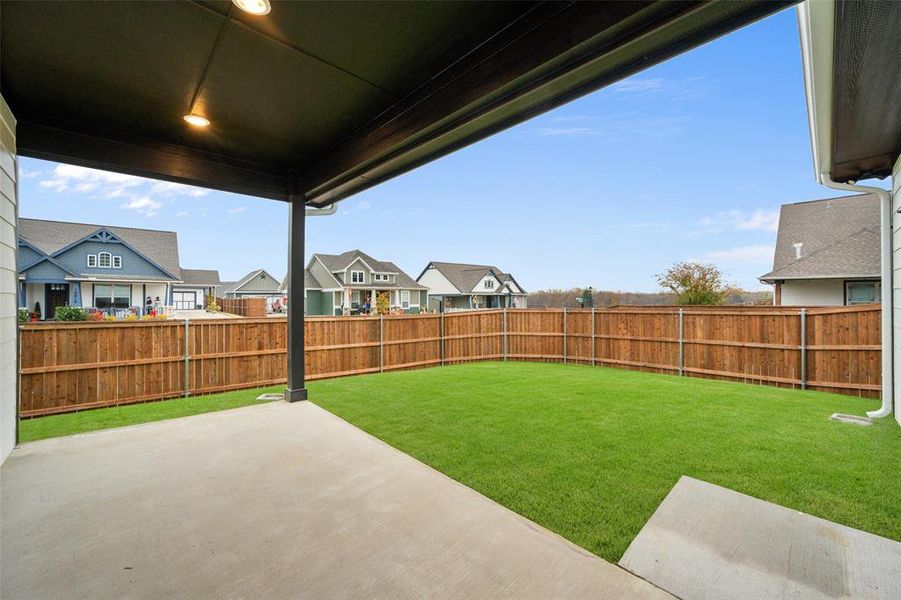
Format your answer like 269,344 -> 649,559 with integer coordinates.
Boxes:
620,476 -> 901,600
1,402 -> 670,599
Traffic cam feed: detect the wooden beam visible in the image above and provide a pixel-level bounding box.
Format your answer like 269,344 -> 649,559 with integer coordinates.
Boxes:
16,115 -> 294,201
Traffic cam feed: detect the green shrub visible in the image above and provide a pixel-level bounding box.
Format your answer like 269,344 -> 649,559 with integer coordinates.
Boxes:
54,306 -> 88,321
17,308 -> 29,322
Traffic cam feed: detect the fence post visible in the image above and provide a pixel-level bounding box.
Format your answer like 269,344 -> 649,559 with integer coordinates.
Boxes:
440,311 -> 445,366
799,308 -> 807,389
563,307 -> 567,364
678,308 -> 684,376
183,319 -> 190,397
380,314 -> 385,373
591,308 -> 596,367
503,308 -> 508,361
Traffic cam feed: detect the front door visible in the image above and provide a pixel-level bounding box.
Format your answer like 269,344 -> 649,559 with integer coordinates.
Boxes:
46,283 -> 69,319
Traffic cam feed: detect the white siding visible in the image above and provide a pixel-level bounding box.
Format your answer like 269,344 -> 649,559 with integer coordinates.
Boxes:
471,273 -> 501,293
780,279 -> 845,306
417,266 -> 459,295
893,154 -> 900,425
0,94 -> 17,463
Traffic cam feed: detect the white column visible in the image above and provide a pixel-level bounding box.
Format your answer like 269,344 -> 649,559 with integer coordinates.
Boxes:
0,94 -> 18,463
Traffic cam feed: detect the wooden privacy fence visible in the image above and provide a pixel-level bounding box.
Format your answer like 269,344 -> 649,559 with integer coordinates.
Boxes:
216,297 -> 267,318
18,305 -> 881,416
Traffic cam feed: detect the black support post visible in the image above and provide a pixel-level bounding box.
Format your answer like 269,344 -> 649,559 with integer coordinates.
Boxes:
285,194 -> 307,401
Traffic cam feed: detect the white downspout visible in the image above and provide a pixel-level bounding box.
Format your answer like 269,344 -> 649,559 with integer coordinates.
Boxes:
820,176 -> 893,418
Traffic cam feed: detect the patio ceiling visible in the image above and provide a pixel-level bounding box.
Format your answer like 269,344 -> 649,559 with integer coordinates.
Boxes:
1,0 -> 790,205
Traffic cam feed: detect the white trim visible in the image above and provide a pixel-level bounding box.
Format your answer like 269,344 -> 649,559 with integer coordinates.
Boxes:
98,251 -> 112,268
797,1 -> 835,184
350,270 -> 365,284
86,254 -> 97,268
112,255 -> 122,269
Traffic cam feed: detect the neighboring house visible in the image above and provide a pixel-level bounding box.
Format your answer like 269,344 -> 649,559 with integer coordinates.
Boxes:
416,261 -> 527,312
288,250 -> 427,315
173,269 -> 221,310
219,269 -> 282,299
759,194 -> 880,306
17,218 -> 220,319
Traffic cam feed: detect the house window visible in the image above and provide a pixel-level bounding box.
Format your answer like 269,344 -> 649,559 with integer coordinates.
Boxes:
87,254 -> 97,268
98,252 -> 112,268
112,255 -> 122,269
484,279 -> 495,289
846,281 -> 878,305
350,271 -> 365,284
374,274 -> 389,282
94,284 -> 131,309
401,290 -> 410,309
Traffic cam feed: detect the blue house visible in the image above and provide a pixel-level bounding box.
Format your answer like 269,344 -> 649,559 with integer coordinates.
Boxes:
18,219 -> 219,319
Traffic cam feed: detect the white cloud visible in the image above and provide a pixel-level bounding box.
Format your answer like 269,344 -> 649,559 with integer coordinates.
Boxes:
342,200 -> 371,215
609,76 -> 708,101
37,163 -> 211,217
525,113 -> 687,140
227,206 -> 248,215
19,168 -> 42,179
611,78 -> 665,94
704,245 -> 774,265
121,196 -> 162,217
699,209 -> 779,233
176,211 -> 190,217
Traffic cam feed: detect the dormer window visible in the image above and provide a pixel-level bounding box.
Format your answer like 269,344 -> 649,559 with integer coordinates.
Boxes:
87,254 -> 97,268
484,279 -> 495,289
351,271 -> 365,284
98,252 -> 112,268
374,274 -> 389,282
112,256 -> 122,269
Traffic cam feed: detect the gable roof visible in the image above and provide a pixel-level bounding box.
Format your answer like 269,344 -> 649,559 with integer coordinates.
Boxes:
179,269 -> 221,286
312,250 -> 425,289
219,269 -> 281,294
759,194 -> 880,282
279,269 -> 323,292
18,218 -> 181,279
420,261 -> 527,294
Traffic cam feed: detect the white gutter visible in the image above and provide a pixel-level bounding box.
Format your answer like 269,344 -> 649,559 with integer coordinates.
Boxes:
306,203 -> 337,216
798,1 -> 893,417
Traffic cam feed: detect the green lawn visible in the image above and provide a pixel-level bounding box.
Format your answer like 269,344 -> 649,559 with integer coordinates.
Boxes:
19,385 -> 285,442
310,362 -> 901,562
19,362 -> 900,563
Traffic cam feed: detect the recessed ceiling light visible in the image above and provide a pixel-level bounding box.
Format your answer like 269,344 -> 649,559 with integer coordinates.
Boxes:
183,114 -> 210,127
232,0 -> 271,16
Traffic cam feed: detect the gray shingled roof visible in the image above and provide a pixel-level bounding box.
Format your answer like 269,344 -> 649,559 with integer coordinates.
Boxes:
312,250 -> 426,289
279,269 -> 322,291
422,261 -> 527,294
219,269 -> 281,295
759,194 -> 880,282
18,218 -> 181,278
180,269 -> 221,286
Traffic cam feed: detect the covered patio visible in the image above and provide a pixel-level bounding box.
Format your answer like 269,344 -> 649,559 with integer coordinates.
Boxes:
0,400 -> 669,598
1,0 -> 900,597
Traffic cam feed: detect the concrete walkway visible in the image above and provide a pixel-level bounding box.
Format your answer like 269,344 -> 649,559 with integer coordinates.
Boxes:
620,476 -> 901,600
1,402 -> 669,599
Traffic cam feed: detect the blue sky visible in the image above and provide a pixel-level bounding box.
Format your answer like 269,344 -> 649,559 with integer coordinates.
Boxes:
17,8 -> 848,291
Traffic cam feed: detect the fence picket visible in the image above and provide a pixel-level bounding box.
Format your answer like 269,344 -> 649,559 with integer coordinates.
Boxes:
17,305 -> 882,417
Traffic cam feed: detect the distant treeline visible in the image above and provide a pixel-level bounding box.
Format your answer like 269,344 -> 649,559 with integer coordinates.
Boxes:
528,288 -> 772,308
